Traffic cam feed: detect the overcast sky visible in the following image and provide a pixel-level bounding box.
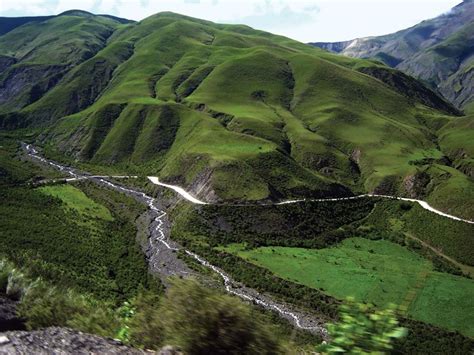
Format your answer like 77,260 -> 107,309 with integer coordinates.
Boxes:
0,0 -> 462,42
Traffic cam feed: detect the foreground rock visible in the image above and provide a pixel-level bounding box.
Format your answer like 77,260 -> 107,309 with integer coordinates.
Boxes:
0,327 -> 144,354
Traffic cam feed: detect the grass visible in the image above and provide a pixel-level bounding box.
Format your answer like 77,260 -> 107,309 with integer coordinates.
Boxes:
38,184 -> 113,222
222,237 -> 474,337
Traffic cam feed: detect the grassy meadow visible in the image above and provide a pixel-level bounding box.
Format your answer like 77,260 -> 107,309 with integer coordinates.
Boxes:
222,237 -> 474,337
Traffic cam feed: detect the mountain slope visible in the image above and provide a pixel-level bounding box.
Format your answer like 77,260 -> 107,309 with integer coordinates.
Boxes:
0,11 -> 130,114
0,11 -> 472,218
310,0 -> 474,113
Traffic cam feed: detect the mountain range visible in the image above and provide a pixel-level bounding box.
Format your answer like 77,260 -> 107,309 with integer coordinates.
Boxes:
310,0 -> 474,113
0,9 -> 472,218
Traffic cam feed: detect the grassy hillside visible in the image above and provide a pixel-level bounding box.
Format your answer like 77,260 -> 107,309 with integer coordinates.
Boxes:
0,12 -> 472,217
0,11 -> 126,114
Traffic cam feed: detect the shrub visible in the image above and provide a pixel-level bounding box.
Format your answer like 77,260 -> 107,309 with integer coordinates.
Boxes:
18,282 -> 119,337
6,268 -> 29,301
128,279 -> 282,354
128,289 -> 164,349
317,299 -> 407,354
159,278 -> 281,355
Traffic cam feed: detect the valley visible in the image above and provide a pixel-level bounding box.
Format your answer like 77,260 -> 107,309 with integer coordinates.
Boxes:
0,135 -> 470,352
23,142 -> 329,336
0,4 -> 473,353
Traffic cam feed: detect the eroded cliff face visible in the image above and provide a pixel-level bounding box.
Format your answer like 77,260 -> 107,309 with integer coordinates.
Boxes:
0,64 -> 68,112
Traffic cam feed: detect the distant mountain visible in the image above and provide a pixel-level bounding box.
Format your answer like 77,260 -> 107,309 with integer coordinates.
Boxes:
0,10 -> 132,36
310,0 -> 474,113
0,15 -> 55,36
0,11 -> 472,218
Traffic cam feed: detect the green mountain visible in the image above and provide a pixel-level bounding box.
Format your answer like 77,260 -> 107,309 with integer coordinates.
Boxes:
0,11 -> 473,218
0,10 -> 132,113
310,0 -> 474,113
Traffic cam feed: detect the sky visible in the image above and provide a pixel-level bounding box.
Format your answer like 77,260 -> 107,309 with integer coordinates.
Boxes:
0,0 -> 462,42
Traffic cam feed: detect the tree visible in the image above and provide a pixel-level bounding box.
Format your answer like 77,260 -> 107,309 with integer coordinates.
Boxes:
317,298 -> 407,354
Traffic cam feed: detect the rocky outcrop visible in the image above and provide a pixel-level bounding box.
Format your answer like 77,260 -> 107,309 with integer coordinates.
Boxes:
0,64 -> 68,111
0,327 -> 145,354
403,171 -> 431,199
358,66 -> 461,115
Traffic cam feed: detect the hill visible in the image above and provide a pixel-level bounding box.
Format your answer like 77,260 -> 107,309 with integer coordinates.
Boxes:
310,0 -> 474,113
0,11 -> 472,218
0,10 -> 131,114
0,10 -> 132,36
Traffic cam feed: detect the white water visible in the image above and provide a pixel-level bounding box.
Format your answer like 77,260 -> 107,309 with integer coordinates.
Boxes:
24,144 -> 327,335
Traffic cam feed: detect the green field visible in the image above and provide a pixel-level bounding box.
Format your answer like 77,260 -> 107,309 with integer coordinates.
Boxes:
39,184 -> 114,222
222,238 -> 474,337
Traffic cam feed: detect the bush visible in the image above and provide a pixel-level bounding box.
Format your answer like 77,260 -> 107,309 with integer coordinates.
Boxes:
160,278 -> 281,355
128,279 -> 281,354
6,268 -> 29,301
317,299 -> 406,354
18,282 -> 119,337
128,289 -> 164,349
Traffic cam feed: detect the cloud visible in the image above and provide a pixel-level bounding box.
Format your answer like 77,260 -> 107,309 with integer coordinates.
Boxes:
0,0 -> 461,43
0,0 -> 57,16
231,1 -> 320,30
54,0 -> 97,13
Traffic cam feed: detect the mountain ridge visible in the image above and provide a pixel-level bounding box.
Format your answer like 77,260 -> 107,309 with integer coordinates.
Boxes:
310,0 -> 474,113
0,10 -> 472,218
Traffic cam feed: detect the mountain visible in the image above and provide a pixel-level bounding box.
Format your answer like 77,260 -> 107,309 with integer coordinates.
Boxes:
310,0 -> 474,113
0,11 -> 473,218
0,10 -> 132,36
0,10 -> 132,113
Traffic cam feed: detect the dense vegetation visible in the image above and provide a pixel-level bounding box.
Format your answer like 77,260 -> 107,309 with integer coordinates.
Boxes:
174,197 -> 375,248
223,238 -> 474,336
177,243 -> 474,353
365,200 -> 474,268
0,139 -> 151,301
1,260 -> 320,353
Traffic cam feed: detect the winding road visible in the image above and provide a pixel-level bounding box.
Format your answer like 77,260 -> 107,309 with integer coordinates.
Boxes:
23,144 -> 328,337
23,143 -> 473,339
147,177 -> 474,224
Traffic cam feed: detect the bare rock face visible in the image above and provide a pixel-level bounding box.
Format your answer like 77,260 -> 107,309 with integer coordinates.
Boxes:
350,148 -> 361,164
0,297 -> 24,332
0,327 -> 145,355
403,171 -> 431,198
158,345 -> 182,355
